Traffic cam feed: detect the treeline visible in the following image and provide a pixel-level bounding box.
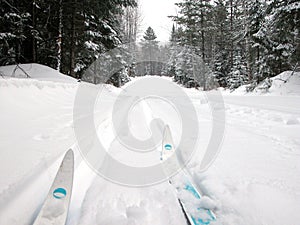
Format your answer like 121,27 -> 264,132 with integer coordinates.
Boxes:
166,0 -> 300,90
1,0 -> 299,90
0,0 -> 137,79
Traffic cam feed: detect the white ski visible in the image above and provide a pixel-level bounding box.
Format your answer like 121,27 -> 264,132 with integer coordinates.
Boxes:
33,149 -> 74,225
161,125 -> 216,225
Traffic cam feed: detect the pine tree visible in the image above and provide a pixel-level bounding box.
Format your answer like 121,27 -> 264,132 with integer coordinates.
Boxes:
74,0 -> 137,79
267,0 -> 299,74
33,0 -> 61,70
251,0 -> 299,80
169,0 -> 299,90
245,0 -> 266,80
172,0 -> 214,59
170,0 -> 216,89
140,27 -> 160,75
211,0 -> 230,87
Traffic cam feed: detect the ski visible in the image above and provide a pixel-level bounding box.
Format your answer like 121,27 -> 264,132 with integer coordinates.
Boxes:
161,125 -> 216,225
33,149 -> 74,225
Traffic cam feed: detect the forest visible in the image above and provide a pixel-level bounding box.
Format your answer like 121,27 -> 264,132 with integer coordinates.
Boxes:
0,0 -> 299,90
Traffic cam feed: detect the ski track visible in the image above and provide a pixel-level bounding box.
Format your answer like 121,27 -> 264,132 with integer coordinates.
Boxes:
76,96 -> 188,225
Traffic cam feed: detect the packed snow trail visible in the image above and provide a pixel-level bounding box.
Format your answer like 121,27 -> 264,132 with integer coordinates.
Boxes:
0,66 -> 300,225
76,90 -> 189,225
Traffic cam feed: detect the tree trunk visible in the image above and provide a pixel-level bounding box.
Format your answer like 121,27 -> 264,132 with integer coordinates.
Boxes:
229,0 -> 234,69
70,3 -> 76,77
57,0 -> 63,71
32,0 -> 36,62
244,0 -> 252,80
200,5 -> 205,60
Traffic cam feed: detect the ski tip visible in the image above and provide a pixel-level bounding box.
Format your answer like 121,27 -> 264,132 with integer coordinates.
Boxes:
162,125 -> 174,147
162,125 -> 173,150
66,148 -> 74,155
64,149 -> 74,160
163,124 -> 171,135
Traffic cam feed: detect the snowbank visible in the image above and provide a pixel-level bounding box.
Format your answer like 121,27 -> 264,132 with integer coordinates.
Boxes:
0,63 -> 77,83
268,71 -> 300,95
228,71 -> 300,96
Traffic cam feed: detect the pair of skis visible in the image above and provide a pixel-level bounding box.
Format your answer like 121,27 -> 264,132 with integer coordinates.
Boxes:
33,126 -> 216,225
161,125 -> 216,225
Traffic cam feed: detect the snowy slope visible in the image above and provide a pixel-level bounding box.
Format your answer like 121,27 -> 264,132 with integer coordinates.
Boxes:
0,66 -> 300,225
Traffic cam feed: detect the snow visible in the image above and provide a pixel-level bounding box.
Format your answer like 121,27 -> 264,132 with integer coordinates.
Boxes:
226,71 -> 300,96
283,2 -> 300,11
269,71 -> 300,95
0,64 -> 300,225
84,40 -> 99,51
0,63 -> 77,83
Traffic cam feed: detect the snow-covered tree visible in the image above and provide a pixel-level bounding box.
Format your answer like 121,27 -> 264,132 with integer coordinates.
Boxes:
211,0 -> 230,87
139,27 -> 160,75
163,25 -> 180,77
0,1 -> 37,65
267,0 -> 299,74
227,54 -> 249,90
167,0 -> 299,90
0,0 -> 138,85
170,0 -> 217,89
141,26 -> 159,60
172,0 -> 215,60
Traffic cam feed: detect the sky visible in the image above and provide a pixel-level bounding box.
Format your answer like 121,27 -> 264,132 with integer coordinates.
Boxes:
139,0 -> 180,43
